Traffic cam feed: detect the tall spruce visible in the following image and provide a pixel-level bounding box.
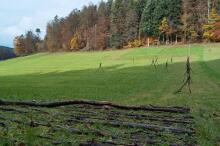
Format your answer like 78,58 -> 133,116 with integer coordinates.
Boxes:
140,0 -> 157,37
110,0 -> 127,48
124,0 -> 139,42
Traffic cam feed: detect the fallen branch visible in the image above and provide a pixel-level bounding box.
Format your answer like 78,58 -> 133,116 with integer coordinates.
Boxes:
0,99 -> 190,113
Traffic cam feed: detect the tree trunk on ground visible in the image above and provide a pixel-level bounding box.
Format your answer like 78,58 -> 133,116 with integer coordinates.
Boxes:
0,99 -> 190,113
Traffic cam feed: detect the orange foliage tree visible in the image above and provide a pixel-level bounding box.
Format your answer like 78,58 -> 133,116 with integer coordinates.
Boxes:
203,9 -> 220,42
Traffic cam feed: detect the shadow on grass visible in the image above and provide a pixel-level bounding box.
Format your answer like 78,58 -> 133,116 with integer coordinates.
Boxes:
0,59 -> 219,103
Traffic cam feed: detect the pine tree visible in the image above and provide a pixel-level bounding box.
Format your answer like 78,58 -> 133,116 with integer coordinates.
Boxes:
110,0 -> 127,48
124,0 -> 139,42
140,0 -> 182,38
166,0 -> 182,43
140,0 -> 157,37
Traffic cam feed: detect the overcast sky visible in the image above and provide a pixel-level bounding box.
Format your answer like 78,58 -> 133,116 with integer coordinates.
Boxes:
0,0 -> 101,47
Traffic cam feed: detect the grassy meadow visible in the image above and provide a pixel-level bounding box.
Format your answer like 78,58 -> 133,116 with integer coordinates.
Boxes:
0,44 -> 220,145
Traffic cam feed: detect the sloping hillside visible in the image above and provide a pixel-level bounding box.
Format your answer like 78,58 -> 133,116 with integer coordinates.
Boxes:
0,44 -> 219,145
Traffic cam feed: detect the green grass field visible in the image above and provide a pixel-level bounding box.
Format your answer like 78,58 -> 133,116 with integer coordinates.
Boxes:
0,44 -> 220,145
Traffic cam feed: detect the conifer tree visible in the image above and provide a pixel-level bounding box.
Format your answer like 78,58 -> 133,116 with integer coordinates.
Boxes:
124,0 -> 139,42
110,0 -> 127,48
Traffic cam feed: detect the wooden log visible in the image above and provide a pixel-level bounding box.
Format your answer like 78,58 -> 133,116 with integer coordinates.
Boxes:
0,99 -> 190,113
0,107 -> 28,113
80,140 -> 139,146
69,109 -> 193,124
68,118 -> 194,135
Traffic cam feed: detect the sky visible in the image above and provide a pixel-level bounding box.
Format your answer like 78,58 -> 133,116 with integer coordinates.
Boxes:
0,0 -> 101,47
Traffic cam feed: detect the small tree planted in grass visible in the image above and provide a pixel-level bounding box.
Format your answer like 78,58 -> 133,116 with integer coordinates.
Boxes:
175,57 -> 192,94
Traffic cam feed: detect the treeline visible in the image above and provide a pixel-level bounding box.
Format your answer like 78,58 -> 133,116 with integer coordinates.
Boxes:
14,0 -> 220,56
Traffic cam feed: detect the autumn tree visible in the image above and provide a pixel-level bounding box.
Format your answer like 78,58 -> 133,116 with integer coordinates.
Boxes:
24,31 -> 39,54
96,0 -> 111,50
159,17 -> 170,44
203,8 -> 220,41
70,31 -> 86,51
181,0 -> 208,41
61,9 -> 81,51
79,4 -> 98,50
14,35 -> 26,56
45,16 -> 63,52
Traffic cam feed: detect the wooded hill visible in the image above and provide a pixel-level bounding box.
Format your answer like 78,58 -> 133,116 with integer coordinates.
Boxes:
0,46 -> 15,60
14,0 -> 220,56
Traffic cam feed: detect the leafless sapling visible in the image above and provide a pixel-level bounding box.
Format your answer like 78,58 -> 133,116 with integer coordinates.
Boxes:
99,62 -> 102,69
175,57 -> 192,94
151,57 -> 158,68
151,58 -> 155,66
155,57 -> 159,65
165,59 -> 168,70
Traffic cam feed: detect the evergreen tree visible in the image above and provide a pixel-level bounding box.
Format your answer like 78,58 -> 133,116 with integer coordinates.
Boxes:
140,0 -> 157,36
124,0 -> 139,42
110,0 -> 127,48
166,0 -> 182,42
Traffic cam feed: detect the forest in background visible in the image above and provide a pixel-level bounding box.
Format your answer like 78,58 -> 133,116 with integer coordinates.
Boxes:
14,0 -> 220,56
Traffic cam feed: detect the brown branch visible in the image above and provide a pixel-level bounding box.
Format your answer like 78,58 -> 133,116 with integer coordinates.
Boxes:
0,99 -> 190,113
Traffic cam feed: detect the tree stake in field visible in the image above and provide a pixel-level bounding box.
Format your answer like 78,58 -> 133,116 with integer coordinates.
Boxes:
155,57 -> 158,65
151,58 -> 155,67
165,59 -> 169,70
175,57 -> 192,94
99,62 -> 102,69
151,57 -> 158,68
